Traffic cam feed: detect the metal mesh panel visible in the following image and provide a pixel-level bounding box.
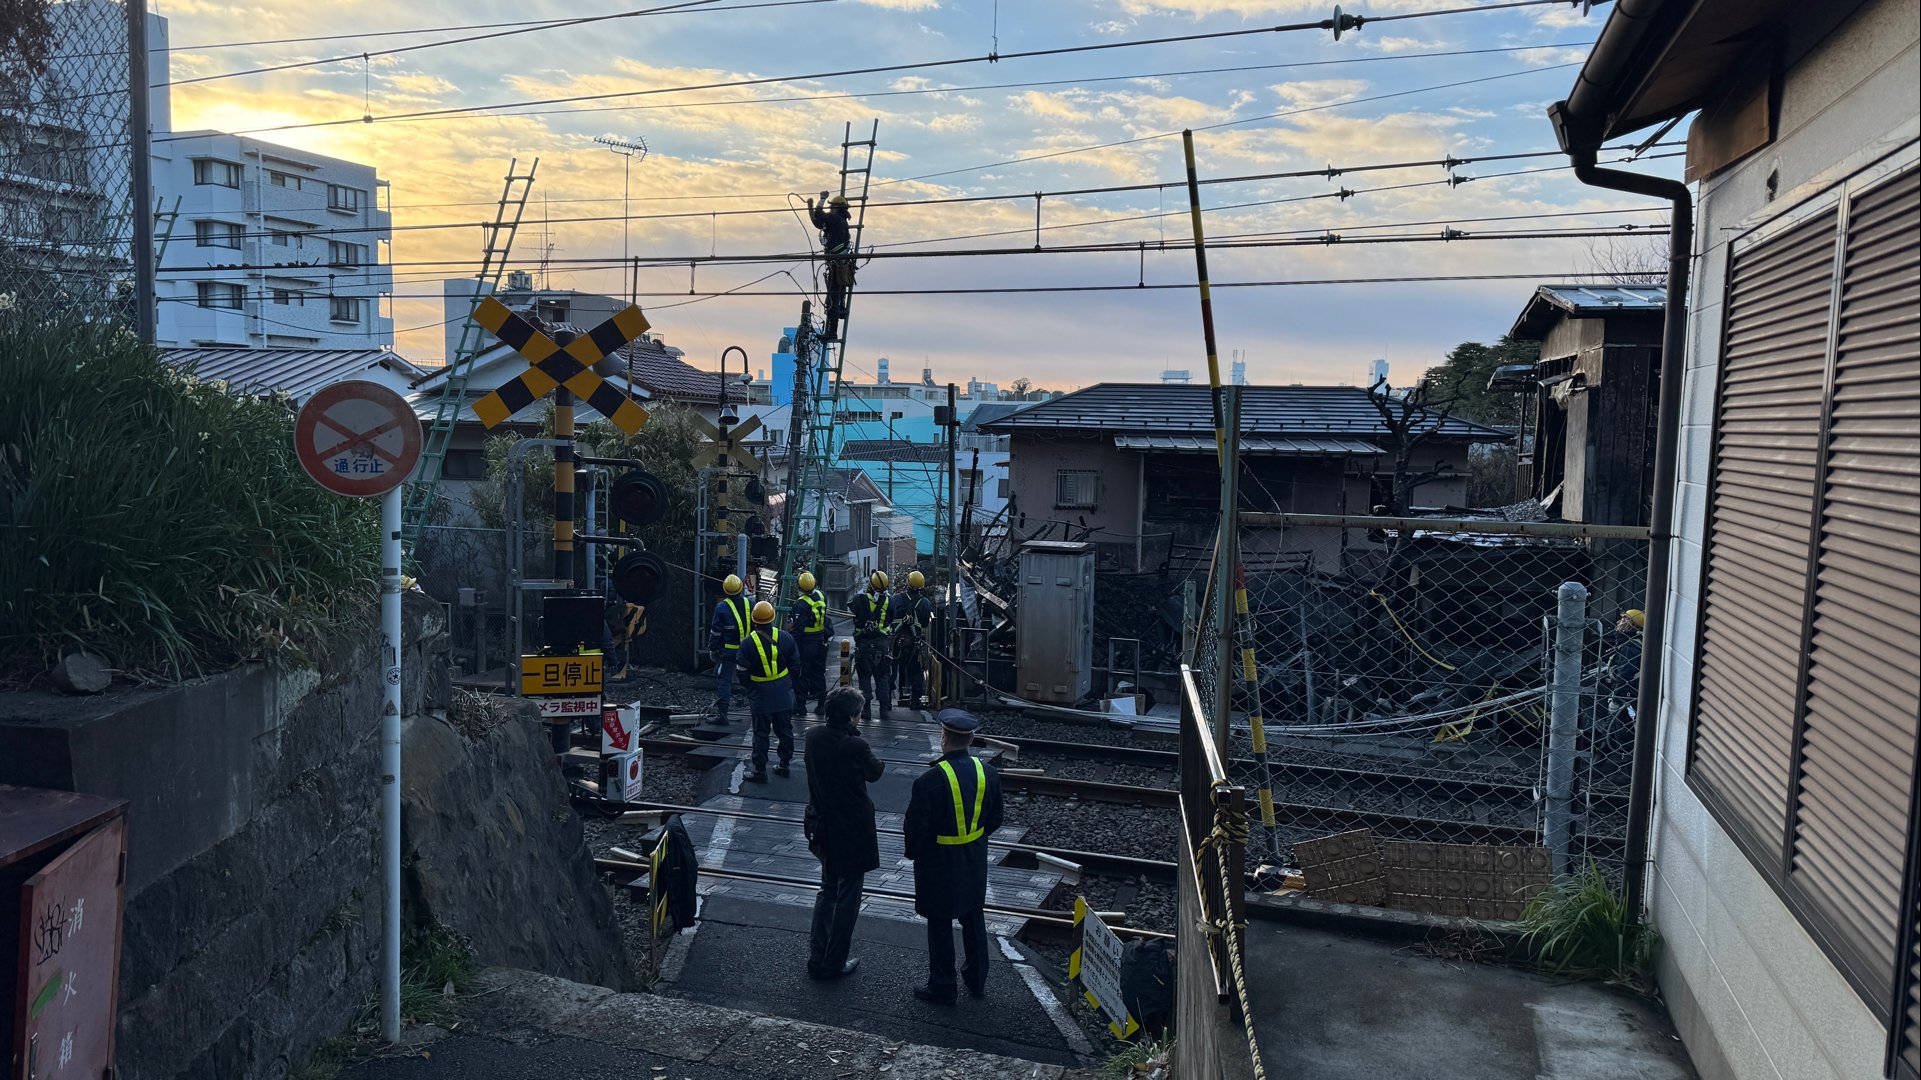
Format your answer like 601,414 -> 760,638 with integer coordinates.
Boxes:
1,0 -> 137,321
1190,518 -> 1647,909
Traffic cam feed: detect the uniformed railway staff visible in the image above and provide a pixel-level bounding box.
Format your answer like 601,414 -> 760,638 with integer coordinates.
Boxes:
789,570 -> 835,715
737,600 -> 798,783
849,571 -> 895,720
706,574 -> 751,719
893,570 -> 934,711
904,708 -> 1003,1005
803,686 -> 885,980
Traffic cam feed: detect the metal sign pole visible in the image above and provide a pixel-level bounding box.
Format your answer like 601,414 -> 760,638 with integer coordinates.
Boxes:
293,380 -> 420,1047
378,485 -> 404,1043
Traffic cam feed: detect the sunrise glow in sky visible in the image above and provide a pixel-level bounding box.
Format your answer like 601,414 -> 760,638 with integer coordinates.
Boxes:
159,0 -> 1677,388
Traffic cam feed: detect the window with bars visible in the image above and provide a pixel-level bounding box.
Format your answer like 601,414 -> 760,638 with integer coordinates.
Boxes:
1686,158 -> 1921,1028
1055,469 -> 1098,509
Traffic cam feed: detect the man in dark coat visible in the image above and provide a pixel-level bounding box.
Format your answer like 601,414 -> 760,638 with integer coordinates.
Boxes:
802,687 -> 885,979
904,708 -> 1003,1004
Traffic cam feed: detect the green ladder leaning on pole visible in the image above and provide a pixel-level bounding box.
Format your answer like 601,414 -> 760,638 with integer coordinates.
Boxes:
400,159 -> 539,548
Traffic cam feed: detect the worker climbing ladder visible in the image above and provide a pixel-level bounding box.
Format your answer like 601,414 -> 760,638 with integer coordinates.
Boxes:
776,122 -> 878,611
401,159 -> 540,547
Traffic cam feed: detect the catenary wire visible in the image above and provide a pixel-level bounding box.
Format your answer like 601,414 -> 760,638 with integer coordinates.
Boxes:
150,1 -> 1578,141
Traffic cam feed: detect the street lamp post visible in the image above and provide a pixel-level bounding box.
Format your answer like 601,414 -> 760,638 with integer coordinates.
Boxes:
593,134 -> 648,305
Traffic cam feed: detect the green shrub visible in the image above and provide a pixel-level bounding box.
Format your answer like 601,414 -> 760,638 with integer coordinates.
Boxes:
1518,863 -> 1659,990
0,315 -> 376,681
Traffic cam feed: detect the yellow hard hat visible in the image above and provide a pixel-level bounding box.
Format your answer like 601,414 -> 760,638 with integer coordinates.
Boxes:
723,574 -> 743,595
798,571 -> 817,592
829,194 -> 850,207
1623,609 -> 1646,629
752,600 -> 776,625
869,570 -> 889,590
907,570 -> 926,589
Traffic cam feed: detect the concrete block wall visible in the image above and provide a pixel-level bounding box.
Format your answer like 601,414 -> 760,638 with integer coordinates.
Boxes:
2,591 -> 635,1080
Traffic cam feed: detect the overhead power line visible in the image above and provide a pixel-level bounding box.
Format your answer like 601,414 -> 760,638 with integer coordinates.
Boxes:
166,0 -> 840,88
155,226 -> 1667,282
155,0 -> 1575,141
370,39 -> 1590,180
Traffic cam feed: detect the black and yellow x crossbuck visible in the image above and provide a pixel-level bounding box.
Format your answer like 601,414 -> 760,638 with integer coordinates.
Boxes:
471,296 -> 652,435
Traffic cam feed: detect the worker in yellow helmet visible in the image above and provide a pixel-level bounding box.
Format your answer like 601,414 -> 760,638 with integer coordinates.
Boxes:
705,573 -> 750,721
737,600 -> 797,782
788,569 -> 835,714
849,570 -> 894,720
808,190 -> 855,339
892,569 -> 934,711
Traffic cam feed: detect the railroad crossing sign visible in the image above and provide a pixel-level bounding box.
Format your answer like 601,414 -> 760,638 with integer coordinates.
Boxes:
691,413 -> 765,472
294,380 -> 423,497
471,296 -> 652,435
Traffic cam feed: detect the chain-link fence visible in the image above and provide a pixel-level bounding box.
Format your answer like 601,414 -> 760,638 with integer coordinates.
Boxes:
1,0 -> 140,322
1191,516 -> 1648,916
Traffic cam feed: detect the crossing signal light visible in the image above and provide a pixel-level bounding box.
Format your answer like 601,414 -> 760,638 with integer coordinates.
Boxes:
610,551 -> 669,605
611,470 -> 669,528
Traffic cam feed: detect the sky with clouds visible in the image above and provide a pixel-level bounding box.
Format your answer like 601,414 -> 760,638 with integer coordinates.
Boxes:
156,0 -> 1679,389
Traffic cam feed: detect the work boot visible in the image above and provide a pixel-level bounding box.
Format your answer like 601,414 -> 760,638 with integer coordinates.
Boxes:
773,762 -> 791,778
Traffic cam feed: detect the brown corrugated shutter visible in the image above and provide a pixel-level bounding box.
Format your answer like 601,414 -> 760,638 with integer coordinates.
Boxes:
1689,207 -> 1839,852
1790,165 -> 1921,1002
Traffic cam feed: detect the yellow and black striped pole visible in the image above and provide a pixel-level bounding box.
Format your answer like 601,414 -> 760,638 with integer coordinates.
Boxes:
1182,129 -> 1227,459
553,384 -> 576,585
1234,564 -> 1278,829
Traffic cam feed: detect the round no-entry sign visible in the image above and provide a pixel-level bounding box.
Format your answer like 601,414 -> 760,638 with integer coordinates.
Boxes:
295,380 -> 422,497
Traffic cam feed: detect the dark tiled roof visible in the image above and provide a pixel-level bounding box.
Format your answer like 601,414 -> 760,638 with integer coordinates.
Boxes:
617,339 -> 737,401
839,439 -> 945,464
962,401 -> 1029,432
977,383 -> 1506,440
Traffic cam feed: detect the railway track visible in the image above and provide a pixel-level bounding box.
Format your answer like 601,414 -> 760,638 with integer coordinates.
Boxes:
624,730 -> 1621,849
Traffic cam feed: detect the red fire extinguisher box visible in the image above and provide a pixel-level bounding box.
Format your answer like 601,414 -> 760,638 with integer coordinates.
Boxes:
1,785 -> 129,1080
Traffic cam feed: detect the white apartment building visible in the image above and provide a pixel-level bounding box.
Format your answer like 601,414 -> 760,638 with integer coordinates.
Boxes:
152,132 -> 393,349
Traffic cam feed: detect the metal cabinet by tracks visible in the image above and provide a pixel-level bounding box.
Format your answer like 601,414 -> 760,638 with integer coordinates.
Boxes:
1017,540 -> 1095,704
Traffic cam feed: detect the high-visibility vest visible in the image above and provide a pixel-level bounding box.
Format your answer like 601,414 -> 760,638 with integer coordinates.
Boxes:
935,757 -> 986,846
720,596 -> 748,650
798,591 -> 827,634
747,628 -> 789,683
865,592 -> 892,634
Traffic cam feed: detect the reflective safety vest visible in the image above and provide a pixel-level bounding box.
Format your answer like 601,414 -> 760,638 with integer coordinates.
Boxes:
935,757 -> 987,845
747,628 -> 789,683
720,596 -> 748,650
798,591 -> 828,634
865,592 -> 892,634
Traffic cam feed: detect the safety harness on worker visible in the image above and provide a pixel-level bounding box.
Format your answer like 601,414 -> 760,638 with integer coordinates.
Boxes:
935,757 -> 986,845
721,595 -> 748,651
870,592 -> 892,635
747,627 -> 788,683
798,590 -> 827,634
